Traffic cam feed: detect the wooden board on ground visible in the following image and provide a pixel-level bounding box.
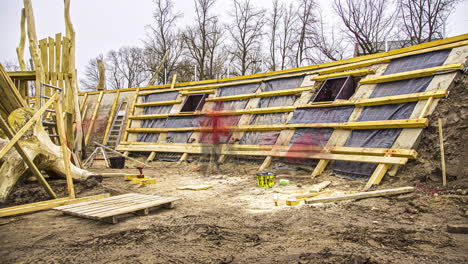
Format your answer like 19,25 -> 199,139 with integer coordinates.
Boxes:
176,185 -> 213,191
54,193 -> 179,223
304,187 -> 414,204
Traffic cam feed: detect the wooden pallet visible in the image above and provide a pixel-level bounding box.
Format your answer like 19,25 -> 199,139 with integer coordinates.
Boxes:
53,193 -> 179,223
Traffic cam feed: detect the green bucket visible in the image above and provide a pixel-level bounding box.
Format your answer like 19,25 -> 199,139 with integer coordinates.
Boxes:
256,172 -> 275,187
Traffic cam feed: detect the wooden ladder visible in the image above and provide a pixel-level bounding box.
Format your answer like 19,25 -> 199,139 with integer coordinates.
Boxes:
104,101 -> 128,148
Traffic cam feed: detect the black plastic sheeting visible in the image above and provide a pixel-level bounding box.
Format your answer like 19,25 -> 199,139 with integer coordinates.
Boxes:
263,76 -> 304,91
258,95 -> 295,108
241,113 -> 286,145
137,91 -> 179,142
333,49 -> 451,180
165,115 -> 199,143
218,83 -> 260,96
289,128 -> 333,147
289,106 -> 355,124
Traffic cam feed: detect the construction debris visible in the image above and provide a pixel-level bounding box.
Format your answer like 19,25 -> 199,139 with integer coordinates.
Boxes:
176,185 -> 213,191
305,187 -> 415,204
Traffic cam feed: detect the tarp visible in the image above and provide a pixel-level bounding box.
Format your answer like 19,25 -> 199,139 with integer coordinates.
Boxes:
332,49 -> 451,179
288,106 -> 355,124
137,91 -> 179,142
241,113 -> 286,145
263,76 -> 304,91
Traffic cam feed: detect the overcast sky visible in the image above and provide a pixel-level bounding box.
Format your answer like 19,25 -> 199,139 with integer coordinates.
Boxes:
1,0 -> 467,76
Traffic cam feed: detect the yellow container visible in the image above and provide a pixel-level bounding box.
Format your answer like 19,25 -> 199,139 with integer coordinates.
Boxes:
256,172 -> 275,187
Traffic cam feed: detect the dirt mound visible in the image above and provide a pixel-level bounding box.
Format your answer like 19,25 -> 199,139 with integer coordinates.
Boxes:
399,73 -> 468,187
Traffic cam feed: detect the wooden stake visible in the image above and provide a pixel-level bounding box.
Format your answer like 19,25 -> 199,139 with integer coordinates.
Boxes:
438,118 -> 447,186
55,94 -> 75,198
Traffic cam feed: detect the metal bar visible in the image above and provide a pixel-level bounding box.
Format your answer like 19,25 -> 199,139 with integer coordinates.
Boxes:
40,82 -> 63,91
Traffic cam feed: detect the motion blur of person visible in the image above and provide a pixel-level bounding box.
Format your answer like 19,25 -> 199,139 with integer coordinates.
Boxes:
198,102 -> 234,175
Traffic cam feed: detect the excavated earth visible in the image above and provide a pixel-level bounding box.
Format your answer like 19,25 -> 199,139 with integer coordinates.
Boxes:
0,75 -> 467,264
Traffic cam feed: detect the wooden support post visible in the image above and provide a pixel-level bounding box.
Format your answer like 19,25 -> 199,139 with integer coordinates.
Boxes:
179,153 -> 188,163
170,74 -> 177,89
96,59 -> 105,90
147,151 -> 156,162
0,115 -> 56,199
122,88 -> 140,143
16,8 -> 27,71
311,160 -> 329,178
102,90 -> 120,144
258,156 -> 272,171
84,91 -> 103,146
146,51 -> 169,86
55,94 -> 75,198
79,93 -> 88,112
364,154 -> 392,190
438,118 -> 447,186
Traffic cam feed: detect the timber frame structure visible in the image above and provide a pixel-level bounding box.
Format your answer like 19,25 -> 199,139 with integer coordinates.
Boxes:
80,34 -> 468,189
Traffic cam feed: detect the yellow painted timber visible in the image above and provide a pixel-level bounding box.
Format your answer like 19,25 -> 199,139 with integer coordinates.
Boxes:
299,89 -> 448,108
115,145 -> 408,165
134,99 -> 182,107
0,194 -> 110,217
312,68 -> 376,81
78,34 -> 468,96
360,63 -> 465,84
123,87 -> 140,142
116,143 -> 417,158
311,160 -> 329,177
180,89 -> 216,95
206,86 -> 313,102
125,118 -> 428,133
6,71 -> 36,80
102,90 -> 120,144
129,114 -> 170,120
79,93 -> 88,112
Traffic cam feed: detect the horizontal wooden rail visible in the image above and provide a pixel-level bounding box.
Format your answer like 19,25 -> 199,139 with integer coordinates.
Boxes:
299,89 -> 448,108
134,99 -> 183,107
312,68 -> 376,81
126,118 -> 428,133
117,142 -> 417,159
116,144 -> 408,165
180,90 -> 216,95
206,86 -> 313,102
360,63 -> 465,84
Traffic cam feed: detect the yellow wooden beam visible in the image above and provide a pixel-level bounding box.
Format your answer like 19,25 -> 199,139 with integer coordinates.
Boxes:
134,99 -> 182,107
312,68 -> 376,81
299,89 -> 448,109
116,143 -> 416,159
180,89 -> 216,95
129,114 -> 170,120
6,71 -> 36,80
79,93 -> 88,112
125,118 -> 428,133
206,86 -> 313,102
122,87 -> 140,142
84,91 -> 103,146
0,194 -> 110,217
360,63 -> 465,84
115,144 -> 408,165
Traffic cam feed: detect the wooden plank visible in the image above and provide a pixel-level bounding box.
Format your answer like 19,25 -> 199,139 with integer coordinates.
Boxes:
48,37 -> 55,82
84,91 -> 103,146
134,99 -> 182,107
177,185 -> 213,190
102,90 -> 120,144
305,187 -> 415,204
55,33 -> 62,73
312,68 -> 375,81
123,87 -> 139,142
147,151 -> 156,162
95,197 -> 178,218
0,93 -> 58,159
419,96 -> 434,118
438,118 -> 447,186
360,63 -> 465,84
258,156 -> 272,171
55,94 -> 75,198
0,115 -> 56,199
170,74 -> 177,89
79,93 -> 88,112
180,90 -> 215,95
206,86 -> 312,102
0,194 -> 110,217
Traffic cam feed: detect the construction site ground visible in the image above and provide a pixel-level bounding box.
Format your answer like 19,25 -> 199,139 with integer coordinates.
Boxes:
1,159 -> 467,264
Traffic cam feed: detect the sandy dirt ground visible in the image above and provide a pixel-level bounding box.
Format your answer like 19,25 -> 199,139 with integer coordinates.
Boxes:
0,159 -> 467,264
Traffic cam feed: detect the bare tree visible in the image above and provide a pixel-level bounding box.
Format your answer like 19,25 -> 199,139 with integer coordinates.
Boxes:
227,0 -> 266,76
294,0 -> 317,67
106,46 -> 149,89
206,17 -> 226,79
334,0 -> 397,55
278,2 -> 297,70
0,60 -> 21,71
183,0 -> 220,80
308,13 -> 348,63
79,54 -> 103,91
267,0 -> 283,71
397,0 -> 460,45
144,0 -> 183,84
